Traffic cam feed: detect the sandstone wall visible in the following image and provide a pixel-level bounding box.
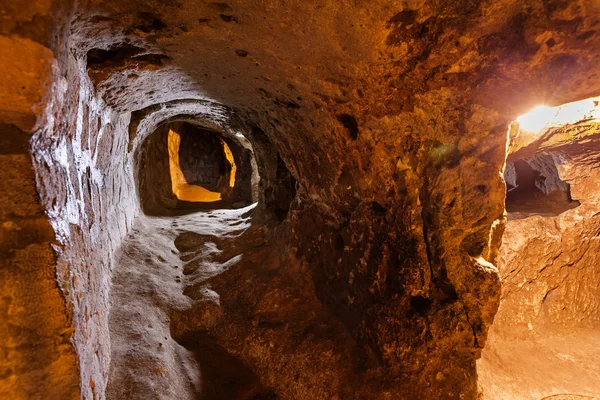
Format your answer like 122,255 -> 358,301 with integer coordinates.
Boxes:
0,9 -> 80,399
32,42 -> 138,399
178,126 -> 227,187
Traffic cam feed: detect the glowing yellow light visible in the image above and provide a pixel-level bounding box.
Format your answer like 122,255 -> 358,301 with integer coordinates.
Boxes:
221,140 -> 236,188
168,129 -> 222,202
517,96 -> 600,133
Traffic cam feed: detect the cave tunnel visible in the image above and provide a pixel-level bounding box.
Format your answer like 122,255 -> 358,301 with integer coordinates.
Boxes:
3,1 -> 600,400
478,97 -> 600,399
504,154 -> 580,219
138,120 -> 256,215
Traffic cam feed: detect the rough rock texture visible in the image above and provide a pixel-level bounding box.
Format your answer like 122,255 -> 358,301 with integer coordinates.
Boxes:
4,0 -> 600,399
479,122 -> 600,398
177,125 -> 228,188
0,12 -> 80,399
138,124 -> 177,214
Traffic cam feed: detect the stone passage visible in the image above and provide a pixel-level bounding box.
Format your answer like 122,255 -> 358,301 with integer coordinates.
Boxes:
478,102 -> 600,399
5,1 -> 600,399
138,120 -> 255,215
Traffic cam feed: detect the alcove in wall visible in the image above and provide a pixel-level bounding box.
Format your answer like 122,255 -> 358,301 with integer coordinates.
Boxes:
504,153 -> 580,219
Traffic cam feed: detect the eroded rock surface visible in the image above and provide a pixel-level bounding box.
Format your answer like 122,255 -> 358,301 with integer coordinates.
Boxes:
0,14 -> 80,399
479,122 -> 600,399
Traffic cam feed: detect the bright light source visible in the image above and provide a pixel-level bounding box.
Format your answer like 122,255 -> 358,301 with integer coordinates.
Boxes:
221,140 -> 236,188
168,129 -> 222,202
517,96 -> 600,134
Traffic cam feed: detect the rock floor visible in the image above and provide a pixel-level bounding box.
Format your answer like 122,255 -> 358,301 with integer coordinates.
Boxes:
106,204 -> 263,399
478,326 -> 600,399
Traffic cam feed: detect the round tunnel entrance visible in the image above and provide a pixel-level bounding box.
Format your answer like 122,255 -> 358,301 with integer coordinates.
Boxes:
137,121 -> 256,215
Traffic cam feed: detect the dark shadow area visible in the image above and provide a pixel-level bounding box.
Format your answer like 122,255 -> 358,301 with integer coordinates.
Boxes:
168,224 -> 277,400
174,332 -> 277,400
272,154 -> 297,221
505,154 -> 580,219
179,128 -> 228,191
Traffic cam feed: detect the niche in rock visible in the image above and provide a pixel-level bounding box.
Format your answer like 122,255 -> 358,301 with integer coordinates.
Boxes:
504,153 -> 580,218
138,121 -> 254,215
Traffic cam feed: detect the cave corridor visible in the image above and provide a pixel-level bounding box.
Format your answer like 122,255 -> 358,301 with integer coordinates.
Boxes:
1,1 -> 600,399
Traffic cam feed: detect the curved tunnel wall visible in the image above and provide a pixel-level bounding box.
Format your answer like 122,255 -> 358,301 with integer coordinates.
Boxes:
28,13 -> 296,396
32,37 -> 141,399
28,15 -> 266,397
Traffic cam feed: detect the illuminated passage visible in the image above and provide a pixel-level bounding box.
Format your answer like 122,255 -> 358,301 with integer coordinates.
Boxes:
168,129 -> 237,202
138,120 -> 255,216
479,94 -> 600,398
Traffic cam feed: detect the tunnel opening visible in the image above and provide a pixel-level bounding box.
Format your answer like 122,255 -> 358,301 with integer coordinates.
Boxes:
504,153 -> 580,219
478,97 -> 600,399
138,121 -> 255,216
109,111 -> 300,398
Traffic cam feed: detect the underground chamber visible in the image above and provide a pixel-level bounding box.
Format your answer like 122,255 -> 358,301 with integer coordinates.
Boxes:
108,113 -> 300,398
5,2 -> 600,399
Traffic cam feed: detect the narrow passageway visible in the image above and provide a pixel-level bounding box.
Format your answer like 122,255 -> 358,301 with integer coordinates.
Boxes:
478,101 -> 600,400
107,204 -> 264,399
504,154 -> 580,219
106,197 -> 363,399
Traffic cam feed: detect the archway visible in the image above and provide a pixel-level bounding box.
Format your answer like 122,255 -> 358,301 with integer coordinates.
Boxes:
137,121 -> 255,215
